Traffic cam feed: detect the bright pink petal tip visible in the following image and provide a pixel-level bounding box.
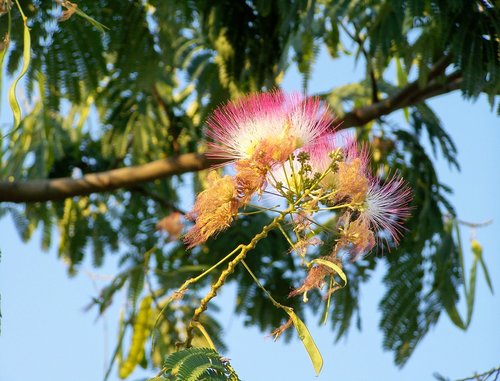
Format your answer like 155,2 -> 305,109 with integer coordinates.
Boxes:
205,91 -> 334,162
305,134 -> 338,173
342,136 -> 371,174
362,174 -> 412,248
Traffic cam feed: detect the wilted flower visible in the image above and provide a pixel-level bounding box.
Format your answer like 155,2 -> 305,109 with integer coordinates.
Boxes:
270,318 -> 293,341
334,158 -> 370,204
289,264 -> 333,301
337,213 -> 376,261
184,171 -> 239,248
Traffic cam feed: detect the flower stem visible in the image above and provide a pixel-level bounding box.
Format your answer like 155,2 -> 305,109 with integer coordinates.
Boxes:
183,207 -> 290,347
153,244 -> 244,331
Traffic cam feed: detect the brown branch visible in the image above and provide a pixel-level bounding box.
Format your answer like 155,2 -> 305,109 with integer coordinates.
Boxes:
0,153 -> 221,203
341,71 -> 462,127
0,72 -> 462,204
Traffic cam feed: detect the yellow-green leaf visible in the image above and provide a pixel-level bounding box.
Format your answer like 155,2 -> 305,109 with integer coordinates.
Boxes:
73,6 -> 109,32
8,2 -> 31,128
443,301 -> 466,330
395,57 -> 408,86
241,259 -> 323,375
0,37 -> 9,99
465,254 -> 478,327
192,321 -> 216,350
403,107 -> 409,123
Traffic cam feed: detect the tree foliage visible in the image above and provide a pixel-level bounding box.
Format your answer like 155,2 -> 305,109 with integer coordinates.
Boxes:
0,0 -> 498,378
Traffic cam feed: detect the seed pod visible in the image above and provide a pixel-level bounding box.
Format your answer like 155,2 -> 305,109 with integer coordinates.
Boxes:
119,296 -> 153,379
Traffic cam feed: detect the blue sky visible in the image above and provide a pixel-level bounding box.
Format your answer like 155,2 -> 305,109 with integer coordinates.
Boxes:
1,47 -> 499,381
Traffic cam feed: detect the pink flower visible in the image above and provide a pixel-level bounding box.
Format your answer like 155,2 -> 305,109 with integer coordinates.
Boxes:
306,134 -> 369,175
302,134 -> 371,204
206,91 -> 333,163
360,174 -> 412,248
342,137 -> 370,172
306,134 -> 337,173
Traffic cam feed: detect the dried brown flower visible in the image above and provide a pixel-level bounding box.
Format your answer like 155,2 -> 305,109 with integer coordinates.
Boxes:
184,172 -> 239,248
334,158 -> 369,204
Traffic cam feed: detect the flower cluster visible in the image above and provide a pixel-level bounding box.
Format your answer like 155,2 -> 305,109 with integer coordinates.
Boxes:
184,90 -> 412,298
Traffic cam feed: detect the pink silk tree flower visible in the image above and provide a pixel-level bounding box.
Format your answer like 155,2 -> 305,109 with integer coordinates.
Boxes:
306,134 -> 369,174
206,91 -> 333,164
359,174 -> 412,249
306,134 -> 371,204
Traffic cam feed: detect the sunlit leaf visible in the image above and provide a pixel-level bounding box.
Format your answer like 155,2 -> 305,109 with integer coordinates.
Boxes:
8,2 -> 30,128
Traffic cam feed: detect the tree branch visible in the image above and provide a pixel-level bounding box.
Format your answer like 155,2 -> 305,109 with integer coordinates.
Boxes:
341,71 -> 461,127
0,72 -> 462,203
0,153 -> 221,203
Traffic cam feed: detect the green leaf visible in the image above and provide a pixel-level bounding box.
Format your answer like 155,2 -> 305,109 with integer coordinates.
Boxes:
286,309 -> 323,376
72,5 -> 109,32
177,353 -> 222,380
162,348 -> 239,381
442,301 -> 466,330
324,23 -> 340,58
465,253 -> 478,327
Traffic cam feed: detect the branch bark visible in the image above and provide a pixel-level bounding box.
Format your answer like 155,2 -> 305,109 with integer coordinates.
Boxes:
0,153 -> 219,202
341,71 -> 461,127
0,71 -> 461,204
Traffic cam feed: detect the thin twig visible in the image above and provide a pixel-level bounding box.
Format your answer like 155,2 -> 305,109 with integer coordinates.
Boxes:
339,21 -> 379,103
454,366 -> 500,381
128,184 -> 186,214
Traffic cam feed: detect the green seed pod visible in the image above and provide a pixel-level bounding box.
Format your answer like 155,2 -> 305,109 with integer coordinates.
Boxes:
119,296 -> 153,379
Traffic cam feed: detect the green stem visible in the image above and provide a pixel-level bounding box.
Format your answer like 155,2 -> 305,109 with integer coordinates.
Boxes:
277,222 -> 295,248
454,366 -> 500,381
14,0 -> 27,19
318,203 -> 353,211
153,244 -> 243,329
241,259 -> 289,310
184,208 -> 290,347
239,203 -> 281,215
267,167 -> 291,198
